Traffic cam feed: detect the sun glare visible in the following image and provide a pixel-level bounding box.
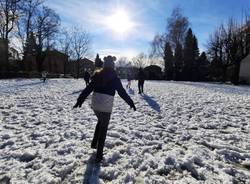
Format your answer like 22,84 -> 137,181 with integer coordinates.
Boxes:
105,9 -> 135,36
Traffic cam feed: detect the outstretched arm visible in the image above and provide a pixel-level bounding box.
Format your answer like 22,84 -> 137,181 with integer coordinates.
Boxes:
73,81 -> 94,108
116,78 -> 136,111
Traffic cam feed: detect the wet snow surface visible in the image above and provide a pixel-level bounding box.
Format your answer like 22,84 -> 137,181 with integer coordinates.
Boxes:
0,79 -> 250,184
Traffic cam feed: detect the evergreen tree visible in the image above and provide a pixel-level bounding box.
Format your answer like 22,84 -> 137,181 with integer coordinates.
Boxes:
24,32 -> 37,57
174,42 -> 183,80
197,52 -> 210,81
163,42 -> 173,80
23,32 -> 37,71
94,53 -> 103,68
192,35 -> 200,81
183,28 -> 200,81
199,52 -> 208,65
183,28 -> 194,80
193,35 -> 199,60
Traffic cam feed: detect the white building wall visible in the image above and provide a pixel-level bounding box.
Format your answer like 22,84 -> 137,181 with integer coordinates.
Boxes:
239,54 -> 250,83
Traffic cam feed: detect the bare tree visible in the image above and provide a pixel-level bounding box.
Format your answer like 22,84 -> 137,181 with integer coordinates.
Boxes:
229,17 -> 250,84
132,52 -> 147,68
150,34 -> 165,58
57,28 -> 72,75
33,6 -> 60,71
17,0 -> 44,54
167,7 -> 189,48
150,7 -> 189,78
207,16 -> 250,83
148,54 -> 164,67
0,0 -> 20,39
0,7 -> 5,37
71,27 -> 91,78
0,0 -> 21,69
116,56 -> 130,67
207,25 -> 230,82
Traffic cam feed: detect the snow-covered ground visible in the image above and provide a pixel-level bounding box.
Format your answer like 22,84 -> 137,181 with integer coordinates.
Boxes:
0,79 -> 250,184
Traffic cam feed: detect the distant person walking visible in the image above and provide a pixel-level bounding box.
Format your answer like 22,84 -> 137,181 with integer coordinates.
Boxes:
41,71 -> 48,83
83,70 -> 91,86
73,55 -> 136,163
126,74 -> 132,89
138,68 -> 145,94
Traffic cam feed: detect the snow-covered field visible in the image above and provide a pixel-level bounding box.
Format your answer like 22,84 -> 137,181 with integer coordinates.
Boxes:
0,79 -> 250,184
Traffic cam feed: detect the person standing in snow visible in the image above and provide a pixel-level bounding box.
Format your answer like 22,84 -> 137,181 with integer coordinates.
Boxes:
126,73 -> 132,89
73,55 -> 136,163
138,68 -> 145,94
41,71 -> 48,83
83,70 -> 91,86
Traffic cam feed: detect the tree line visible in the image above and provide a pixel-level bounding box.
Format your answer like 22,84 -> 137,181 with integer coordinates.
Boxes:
207,17 -> 250,84
1,2 -> 249,83
0,0 -> 91,75
151,7 -> 250,84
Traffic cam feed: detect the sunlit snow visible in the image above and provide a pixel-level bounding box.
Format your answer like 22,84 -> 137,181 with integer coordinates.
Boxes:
0,79 -> 250,183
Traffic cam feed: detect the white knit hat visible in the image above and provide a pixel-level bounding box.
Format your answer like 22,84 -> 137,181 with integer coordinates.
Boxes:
103,55 -> 115,69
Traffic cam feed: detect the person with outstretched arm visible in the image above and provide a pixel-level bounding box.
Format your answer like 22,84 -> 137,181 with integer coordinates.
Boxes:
73,55 -> 136,163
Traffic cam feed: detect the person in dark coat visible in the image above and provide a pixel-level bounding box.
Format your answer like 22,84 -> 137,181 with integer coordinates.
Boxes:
138,68 -> 145,94
73,55 -> 136,163
83,70 -> 91,86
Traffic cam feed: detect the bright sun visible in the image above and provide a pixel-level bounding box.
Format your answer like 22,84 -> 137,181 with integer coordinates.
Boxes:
105,9 -> 135,36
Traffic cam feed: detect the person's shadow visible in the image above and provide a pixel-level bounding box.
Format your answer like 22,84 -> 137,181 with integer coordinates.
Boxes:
7,81 -> 43,89
69,90 -> 82,95
82,153 -> 101,184
142,94 -> 161,113
128,88 -> 135,95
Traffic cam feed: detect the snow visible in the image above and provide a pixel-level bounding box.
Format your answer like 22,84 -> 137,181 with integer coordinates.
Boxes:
1,79 -> 250,183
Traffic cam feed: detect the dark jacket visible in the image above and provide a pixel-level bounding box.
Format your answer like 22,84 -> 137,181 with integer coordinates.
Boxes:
138,70 -> 145,81
127,74 -> 132,81
83,72 -> 90,81
77,70 -> 135,109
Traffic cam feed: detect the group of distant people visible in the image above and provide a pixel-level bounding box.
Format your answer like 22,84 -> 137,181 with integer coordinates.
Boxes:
83,67 -> 146,94
39,58 -> 145,163
75,56 -> 146,163
125,68 -> 145,94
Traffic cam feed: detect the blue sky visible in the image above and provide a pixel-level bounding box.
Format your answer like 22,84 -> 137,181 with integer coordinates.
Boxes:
46,0 -> 250,59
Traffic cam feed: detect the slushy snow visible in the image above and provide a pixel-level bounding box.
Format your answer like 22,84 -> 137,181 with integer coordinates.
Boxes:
0,79 -> 250,184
